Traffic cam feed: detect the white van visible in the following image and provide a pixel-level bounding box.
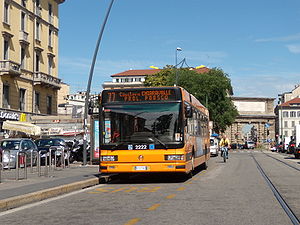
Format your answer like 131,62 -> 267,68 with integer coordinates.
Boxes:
210,137 -> 219,156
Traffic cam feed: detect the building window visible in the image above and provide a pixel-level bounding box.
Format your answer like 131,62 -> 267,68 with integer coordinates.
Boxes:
47,96 -> 52,114
297,111 -> 300,117
21,0 -> 26,7
285,131 -> 288,137
48,56 -> 53,75
19,89 -> 26,111
35,92 -> 40,113
283,111 -> 289,117
284,121 -> 288,128
35,52 -> 40,71
4,1 -> 9,24
116,79 -> 119,83
290,111 -> 296,117
21,47 -> 26,69
36,21 -> 40,40
48,3 -> 52,23
292,121 -> 295,127
48,29 -> 52,47
4,39 -> 9,60
21,12 -> 26,31
2,84 -> 9,108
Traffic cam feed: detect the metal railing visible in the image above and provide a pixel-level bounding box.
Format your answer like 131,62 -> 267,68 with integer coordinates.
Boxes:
37,148 -> 70,177
0,148 -> 70,182
16,151 -> 27,180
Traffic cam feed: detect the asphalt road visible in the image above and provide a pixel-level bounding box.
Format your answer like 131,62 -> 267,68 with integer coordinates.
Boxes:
0,150 -> 299,225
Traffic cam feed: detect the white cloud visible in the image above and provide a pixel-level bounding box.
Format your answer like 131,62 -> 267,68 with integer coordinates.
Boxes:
286,44 -> 300,54
255,33 -> 300,42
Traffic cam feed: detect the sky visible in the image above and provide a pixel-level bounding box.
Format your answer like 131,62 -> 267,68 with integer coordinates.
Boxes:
59,0 -> 300,98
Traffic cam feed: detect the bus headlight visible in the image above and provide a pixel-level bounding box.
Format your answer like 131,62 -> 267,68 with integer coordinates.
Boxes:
165,155 -> 184,161
101,155 -> 118,161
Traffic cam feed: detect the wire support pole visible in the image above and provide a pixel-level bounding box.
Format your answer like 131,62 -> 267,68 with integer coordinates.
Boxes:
83,0 -> 115,166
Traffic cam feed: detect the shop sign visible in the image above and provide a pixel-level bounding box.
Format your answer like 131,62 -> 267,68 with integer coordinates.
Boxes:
0,111 -> 19,121
48,127 -> 63,135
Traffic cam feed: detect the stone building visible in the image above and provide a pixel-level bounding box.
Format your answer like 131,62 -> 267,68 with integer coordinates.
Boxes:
275,97 -> 300,141
225,97 -> 276,145
0,0 -> 65,136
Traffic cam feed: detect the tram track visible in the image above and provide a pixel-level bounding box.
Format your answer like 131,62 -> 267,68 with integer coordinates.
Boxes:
262,151 -> 300,172
251,153 -> 300,225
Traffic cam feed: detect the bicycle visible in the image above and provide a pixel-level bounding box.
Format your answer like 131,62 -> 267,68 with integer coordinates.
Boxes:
221,147 -> 228,162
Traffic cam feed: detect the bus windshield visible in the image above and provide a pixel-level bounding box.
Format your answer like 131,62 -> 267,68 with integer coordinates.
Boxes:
101,103 -> 183,149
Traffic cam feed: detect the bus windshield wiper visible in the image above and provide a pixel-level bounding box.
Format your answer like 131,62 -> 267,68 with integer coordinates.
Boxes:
150,136 -> 167,149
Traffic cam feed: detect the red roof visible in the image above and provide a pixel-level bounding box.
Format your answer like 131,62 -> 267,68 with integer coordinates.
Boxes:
111,67 -> 210,77
279,97 -> 300,106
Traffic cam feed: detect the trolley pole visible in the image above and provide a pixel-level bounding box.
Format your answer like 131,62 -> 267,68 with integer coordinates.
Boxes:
83,0 -> 115,165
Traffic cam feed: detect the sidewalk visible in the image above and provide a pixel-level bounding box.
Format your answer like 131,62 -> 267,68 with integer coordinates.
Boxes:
0,163 -> 107,211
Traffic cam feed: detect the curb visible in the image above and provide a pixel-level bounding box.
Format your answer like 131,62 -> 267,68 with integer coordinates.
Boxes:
0,177 -> 100,212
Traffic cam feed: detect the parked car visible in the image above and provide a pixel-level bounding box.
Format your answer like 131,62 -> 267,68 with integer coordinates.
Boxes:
0,138 -> 38,169
230,143 -> 237,149
35,138 -> 70,166
245,141 -> 255,149
210,137 -> 219,156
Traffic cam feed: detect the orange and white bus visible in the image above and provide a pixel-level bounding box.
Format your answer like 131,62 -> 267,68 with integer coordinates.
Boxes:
99,86 -> 210,176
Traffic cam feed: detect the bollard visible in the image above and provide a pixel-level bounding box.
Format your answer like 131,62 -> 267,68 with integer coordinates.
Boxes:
49,148 -> 53,170
30,150 -> 34,173
66,150 -> 70,168
61,148 -> 65,169
38,150 -> 42,176
44,151 -> 48,176
38,150 -> 50,177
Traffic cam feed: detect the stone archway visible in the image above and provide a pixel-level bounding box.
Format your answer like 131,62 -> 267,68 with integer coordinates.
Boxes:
224,97 -> 276,145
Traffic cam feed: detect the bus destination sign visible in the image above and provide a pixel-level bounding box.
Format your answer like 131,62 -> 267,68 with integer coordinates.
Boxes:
102,89 -> 178,103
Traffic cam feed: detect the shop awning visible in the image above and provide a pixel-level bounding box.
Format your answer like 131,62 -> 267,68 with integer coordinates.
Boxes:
3,121 -> 41,136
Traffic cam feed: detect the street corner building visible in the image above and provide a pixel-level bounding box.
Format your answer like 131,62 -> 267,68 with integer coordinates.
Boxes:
0,0 -> 65,136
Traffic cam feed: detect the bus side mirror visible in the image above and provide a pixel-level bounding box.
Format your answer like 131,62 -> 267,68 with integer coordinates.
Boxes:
185,106 -> 193,118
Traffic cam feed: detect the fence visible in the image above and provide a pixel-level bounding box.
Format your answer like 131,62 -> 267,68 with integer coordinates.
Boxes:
0,148 -> 70,183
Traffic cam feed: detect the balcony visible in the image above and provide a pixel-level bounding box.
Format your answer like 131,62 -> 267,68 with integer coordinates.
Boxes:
19,31 -> 29,45
0,60 -> 21,76
34,72 -> 61,89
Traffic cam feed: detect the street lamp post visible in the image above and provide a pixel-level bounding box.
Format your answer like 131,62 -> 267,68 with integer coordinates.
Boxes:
82,0 -> 115,166
175,47 -> 182,86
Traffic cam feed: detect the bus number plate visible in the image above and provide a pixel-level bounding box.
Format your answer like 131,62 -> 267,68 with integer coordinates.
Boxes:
134,145 -> 148,150
134,166 -> 148,171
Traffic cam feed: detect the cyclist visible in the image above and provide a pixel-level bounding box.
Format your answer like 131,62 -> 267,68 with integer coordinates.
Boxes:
220,134 -> 230,159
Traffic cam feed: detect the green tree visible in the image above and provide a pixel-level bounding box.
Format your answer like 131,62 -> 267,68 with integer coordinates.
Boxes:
144,67 -> 238,133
